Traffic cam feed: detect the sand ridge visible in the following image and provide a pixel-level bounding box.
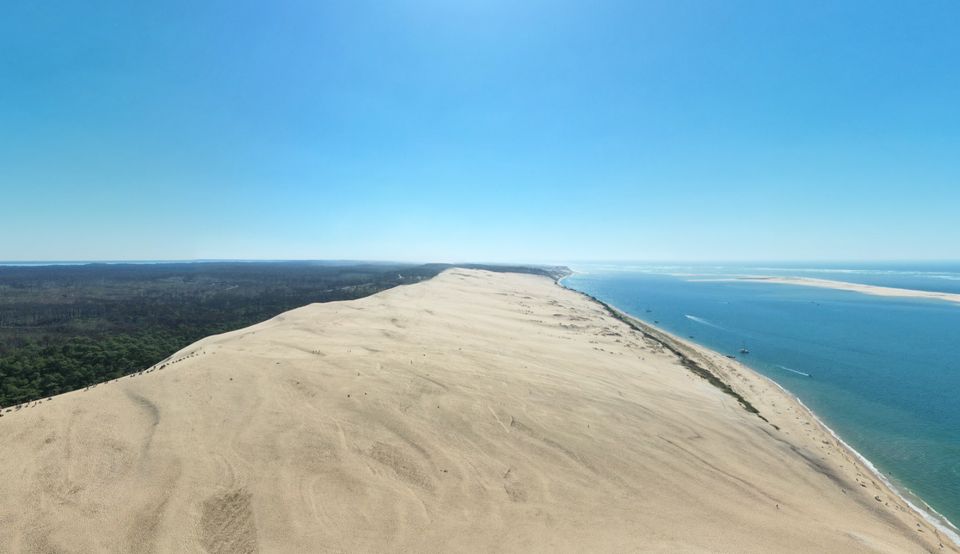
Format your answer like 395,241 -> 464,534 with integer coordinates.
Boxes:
730,276 -> 960,305
0,268 -> 954,552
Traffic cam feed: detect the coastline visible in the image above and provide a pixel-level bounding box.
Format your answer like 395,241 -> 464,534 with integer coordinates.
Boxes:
558,276 -> 960,548
792,394 -> 960,548
3,268 -> 957,551
726,276 -> 960,305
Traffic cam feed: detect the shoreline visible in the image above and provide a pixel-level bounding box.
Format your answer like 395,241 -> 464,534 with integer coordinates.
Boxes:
2,268 -> 957,551
557,276 -> 960,548
719,275 -> 960,305
792,394 -> 960,548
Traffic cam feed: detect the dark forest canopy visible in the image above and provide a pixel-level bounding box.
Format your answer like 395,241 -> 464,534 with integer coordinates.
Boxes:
0,261 -> 567,407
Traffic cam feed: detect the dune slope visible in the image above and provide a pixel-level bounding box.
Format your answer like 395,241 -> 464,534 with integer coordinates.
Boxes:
0,269 -> 952,553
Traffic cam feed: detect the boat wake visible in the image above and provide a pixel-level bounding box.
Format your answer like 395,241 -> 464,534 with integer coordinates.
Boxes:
776,364 -> 811,377
684,314 -> 725,330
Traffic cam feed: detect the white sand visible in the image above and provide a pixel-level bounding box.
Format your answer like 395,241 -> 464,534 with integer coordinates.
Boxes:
0,269 -> 953,553
734,276 -> 960,305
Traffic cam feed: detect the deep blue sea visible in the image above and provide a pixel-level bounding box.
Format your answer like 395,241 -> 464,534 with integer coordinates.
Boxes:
562,263 -> 960,530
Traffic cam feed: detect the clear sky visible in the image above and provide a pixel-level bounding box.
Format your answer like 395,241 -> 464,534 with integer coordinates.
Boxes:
2,1 -> 958,263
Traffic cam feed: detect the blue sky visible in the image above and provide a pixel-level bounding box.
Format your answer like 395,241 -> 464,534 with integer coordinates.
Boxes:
2,0 -> 958,262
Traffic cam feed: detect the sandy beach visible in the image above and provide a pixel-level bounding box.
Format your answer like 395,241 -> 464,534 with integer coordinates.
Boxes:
732,276 -> 960,305
0,268 -> 954,553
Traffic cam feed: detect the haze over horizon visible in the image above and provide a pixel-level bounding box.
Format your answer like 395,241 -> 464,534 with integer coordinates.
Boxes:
3,1 -> 958,262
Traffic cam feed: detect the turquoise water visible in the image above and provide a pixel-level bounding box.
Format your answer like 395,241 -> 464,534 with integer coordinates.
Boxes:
562,264 -> 960,529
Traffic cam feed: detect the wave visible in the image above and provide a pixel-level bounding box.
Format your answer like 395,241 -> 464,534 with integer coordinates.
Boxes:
790,397 -> 960,547
776,364 -> 811,377
751,379 -> 960,547
684,315 -> 726,330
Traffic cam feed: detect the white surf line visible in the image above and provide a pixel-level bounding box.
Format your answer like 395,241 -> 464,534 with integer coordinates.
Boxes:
762,379 -> 960,548
776,364 -> 811,377
794,396 -> 960,548
562,284 -> 960,547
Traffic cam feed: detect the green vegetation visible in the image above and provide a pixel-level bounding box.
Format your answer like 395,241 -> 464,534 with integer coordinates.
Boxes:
0,261 -> 565,407
565,287 -> 771,424
0,262 -> 432,406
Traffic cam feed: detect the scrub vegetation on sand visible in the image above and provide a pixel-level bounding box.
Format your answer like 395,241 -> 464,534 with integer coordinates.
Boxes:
0,269 -> 950,552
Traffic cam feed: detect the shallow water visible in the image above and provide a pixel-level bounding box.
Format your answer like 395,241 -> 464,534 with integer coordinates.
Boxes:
563,264 -> 960,527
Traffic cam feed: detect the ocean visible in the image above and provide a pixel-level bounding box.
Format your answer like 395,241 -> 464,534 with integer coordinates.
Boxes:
561,263 -> 960,530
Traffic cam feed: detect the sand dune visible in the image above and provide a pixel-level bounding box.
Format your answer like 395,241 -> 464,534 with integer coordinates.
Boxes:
0,269 -> 954,553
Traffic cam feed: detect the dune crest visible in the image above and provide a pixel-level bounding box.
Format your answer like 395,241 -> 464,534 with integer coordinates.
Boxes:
0,269 -> 952,553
